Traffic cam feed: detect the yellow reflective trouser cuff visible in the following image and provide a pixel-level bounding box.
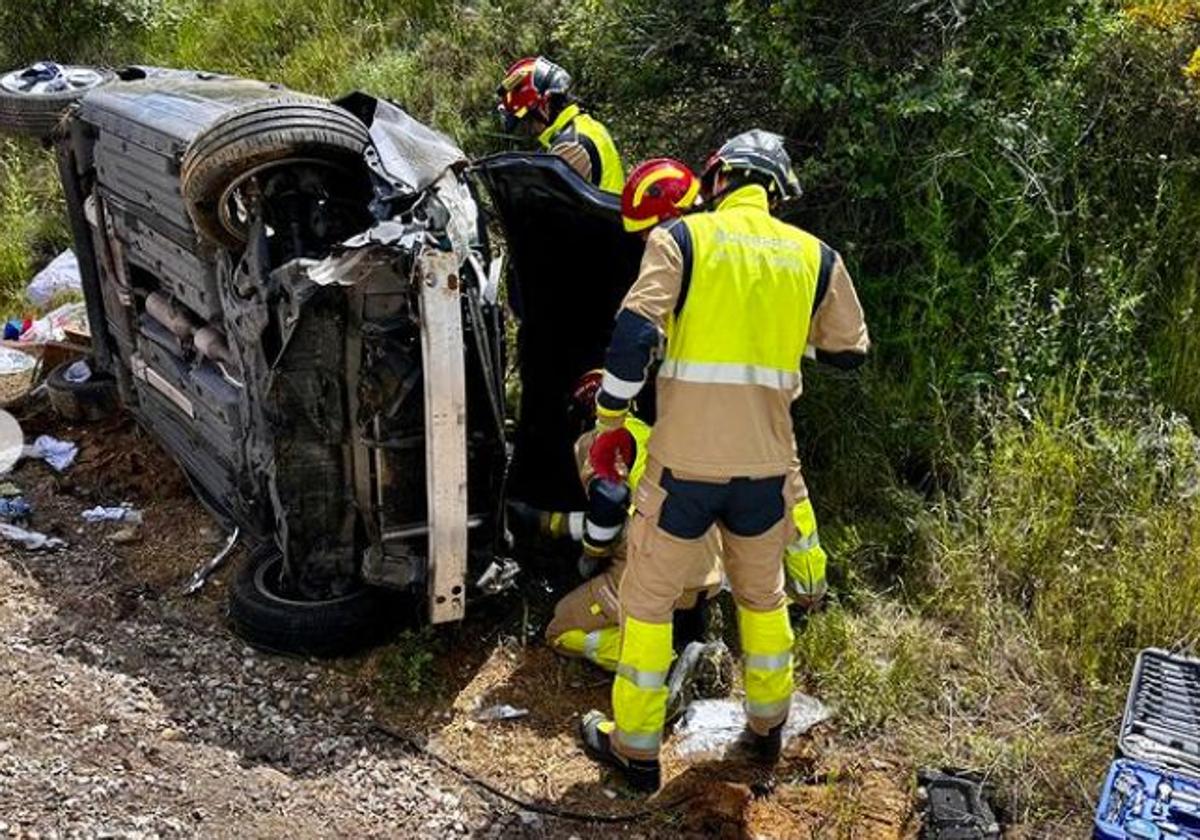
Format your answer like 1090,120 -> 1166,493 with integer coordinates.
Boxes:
737,605 -> 795,729
613,615 -> 672,758
786,498 -> 827,599
552,627 -> 621,672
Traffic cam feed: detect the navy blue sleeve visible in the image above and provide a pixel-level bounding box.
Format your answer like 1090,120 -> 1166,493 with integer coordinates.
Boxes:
598,309 -> 660,412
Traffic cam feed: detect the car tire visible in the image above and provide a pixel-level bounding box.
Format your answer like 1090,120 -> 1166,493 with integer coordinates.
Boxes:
0,63 -> 114,138
180,96 -> 371,248
45,359 -> 118,422
228,546 -> 399,658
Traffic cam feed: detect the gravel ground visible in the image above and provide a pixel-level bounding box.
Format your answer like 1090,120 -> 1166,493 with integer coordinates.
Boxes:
0,451 -> 611,839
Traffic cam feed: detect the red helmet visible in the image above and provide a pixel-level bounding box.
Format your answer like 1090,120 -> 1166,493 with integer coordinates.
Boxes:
497,56 -> 572,131
621,158 -> 700,233
567,369 -> 603,434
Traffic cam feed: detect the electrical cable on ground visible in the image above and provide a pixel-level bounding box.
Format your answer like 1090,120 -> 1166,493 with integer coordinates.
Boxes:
372,721 -> 698,824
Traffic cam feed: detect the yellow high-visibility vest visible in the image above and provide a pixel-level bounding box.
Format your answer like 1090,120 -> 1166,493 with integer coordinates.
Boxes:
663,184 -> 821,392
538,103 -> 625,194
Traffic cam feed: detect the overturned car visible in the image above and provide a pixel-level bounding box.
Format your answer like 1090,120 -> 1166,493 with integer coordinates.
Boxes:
1,63 -> 643,655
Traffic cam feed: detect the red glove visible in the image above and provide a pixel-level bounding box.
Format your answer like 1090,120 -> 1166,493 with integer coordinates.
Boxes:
588,427 -> 635,483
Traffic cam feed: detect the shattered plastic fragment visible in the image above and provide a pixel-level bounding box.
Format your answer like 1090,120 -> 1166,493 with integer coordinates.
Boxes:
472,703 -> 529,722
0,522 -> 65,550
81,505 -> 143,525
671,693 -> 832,761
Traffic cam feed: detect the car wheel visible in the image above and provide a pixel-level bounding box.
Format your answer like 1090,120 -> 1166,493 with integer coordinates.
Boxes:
0,62 -> 114,138
180,96 -> 372,248
45,359 -> 118,422
228,547 -> 399,658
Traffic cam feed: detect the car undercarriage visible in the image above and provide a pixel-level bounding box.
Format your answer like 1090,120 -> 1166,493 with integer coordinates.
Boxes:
0,63 -> 641,655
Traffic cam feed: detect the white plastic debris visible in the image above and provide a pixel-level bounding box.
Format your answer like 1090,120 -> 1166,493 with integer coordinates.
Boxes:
81,504 -> 143,525
63,359 -> 92,384
24,435 -> 78,472
0,411 -> 22,475
472,703 -> 529,722
26,249 -> 81,306
0,347 -> 36,375
19,301 -> 88,344
0,522 -> 65,550
671,693 -> 832,762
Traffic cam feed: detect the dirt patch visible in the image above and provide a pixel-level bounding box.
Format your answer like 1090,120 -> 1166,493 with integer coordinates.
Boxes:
1,397 -> 924,837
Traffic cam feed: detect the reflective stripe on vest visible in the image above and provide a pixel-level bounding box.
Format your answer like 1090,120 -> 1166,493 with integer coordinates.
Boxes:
538,104 -> 625,194
663,185 -> 821,391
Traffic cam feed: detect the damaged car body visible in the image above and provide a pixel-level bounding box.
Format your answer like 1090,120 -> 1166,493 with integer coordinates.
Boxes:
8,65 -> 641,655
42,70 -> 508,654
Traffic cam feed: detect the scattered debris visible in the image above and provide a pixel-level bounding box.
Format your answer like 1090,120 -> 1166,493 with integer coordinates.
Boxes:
472,703 -> 529,723
81,504 -> 143,525
182,527 -> 240,595
105,526 -> 140,544
672,693 -> 832,761
24,434 -> 78,472
475,557 -> 520,594
0,411 -> 21,474
0,497 -> 32,522
0,347 -> 36,376
25,249 -> 81,306
0,522 -> 65,550
18,302 -> 88,344
63,359 -> 92,384
917,768 -> 1000,839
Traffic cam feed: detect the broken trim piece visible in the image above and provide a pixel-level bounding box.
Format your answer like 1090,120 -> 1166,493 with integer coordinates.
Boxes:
417,247 -> 469,623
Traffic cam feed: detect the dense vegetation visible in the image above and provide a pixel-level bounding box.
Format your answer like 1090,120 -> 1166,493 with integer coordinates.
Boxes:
3,0 -> 1199,829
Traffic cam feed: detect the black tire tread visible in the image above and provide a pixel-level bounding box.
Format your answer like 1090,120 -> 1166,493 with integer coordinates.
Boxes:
180,97 -> 370,248
227,547 -> 398,659
0,68 -> 115,138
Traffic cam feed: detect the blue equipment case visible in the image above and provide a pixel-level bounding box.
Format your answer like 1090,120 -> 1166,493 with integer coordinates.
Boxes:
1095,759 -> 1200,839
1095,649 -> 1200,839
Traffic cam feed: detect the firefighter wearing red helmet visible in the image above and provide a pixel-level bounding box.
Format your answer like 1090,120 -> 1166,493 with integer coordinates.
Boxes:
578,130 -> 871,792
497,56 -> 624,193
620,158 -> 701,236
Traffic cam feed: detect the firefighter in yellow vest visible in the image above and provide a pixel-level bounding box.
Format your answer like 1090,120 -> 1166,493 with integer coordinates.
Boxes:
579,131 -> 870,791
497,56 -> 624,193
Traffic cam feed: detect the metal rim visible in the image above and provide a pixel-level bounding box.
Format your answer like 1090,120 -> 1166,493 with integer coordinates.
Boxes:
253,553 -> 364,608
0,63 -> 107,97
215,156 -> 355,243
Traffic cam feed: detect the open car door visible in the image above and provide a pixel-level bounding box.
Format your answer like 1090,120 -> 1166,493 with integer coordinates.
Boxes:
472,153 -> 645,510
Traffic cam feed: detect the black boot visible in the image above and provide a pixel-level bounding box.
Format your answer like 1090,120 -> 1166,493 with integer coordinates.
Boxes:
745,719 -> 785,765
579,710 -> 661,793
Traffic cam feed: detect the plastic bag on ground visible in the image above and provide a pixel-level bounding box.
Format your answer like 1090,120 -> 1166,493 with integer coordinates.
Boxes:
0,522 -> 65,550
24,435 -> 78,472
671,693 -> 832,762
0,347 -> 36,375
81,504 -> 143,525
26,250 -> 81,307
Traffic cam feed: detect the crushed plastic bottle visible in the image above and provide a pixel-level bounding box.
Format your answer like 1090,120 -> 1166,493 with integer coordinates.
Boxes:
81,504 -> 143,525
0,497 -> 32,521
